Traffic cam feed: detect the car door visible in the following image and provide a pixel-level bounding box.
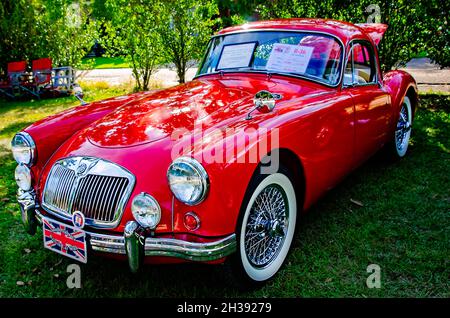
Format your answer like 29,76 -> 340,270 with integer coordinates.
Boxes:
343,40 -> 392,165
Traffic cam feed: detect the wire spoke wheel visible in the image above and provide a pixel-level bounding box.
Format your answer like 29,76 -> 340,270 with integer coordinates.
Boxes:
237,170 -> 297,283
394,96 -> 412,157
244,184 -> 289,268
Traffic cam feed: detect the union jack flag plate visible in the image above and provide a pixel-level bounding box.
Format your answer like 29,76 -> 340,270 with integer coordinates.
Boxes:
42,216 -> 87,263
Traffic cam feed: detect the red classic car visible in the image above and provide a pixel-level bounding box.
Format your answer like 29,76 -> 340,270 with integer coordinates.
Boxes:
13,19 -> 417,284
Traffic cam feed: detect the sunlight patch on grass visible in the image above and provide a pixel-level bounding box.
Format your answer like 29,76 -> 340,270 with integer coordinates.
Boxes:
79,57 -> 130,70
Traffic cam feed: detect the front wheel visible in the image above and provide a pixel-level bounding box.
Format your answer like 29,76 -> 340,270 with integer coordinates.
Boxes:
231,168 -> 297,285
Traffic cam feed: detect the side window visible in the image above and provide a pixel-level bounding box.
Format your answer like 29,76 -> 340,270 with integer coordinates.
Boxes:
343,42 -> 377,86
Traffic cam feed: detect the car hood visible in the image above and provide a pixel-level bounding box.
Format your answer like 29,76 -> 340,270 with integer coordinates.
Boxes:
85,74 -> 326,148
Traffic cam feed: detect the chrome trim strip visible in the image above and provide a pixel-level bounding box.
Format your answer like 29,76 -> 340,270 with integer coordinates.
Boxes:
144,235 -> 236,261
34,211 -> 236,261
167,156 -> 210,206
17,188 -> 38,234
194,29 -> 346,88
171,195 -> 175,234
341,38 -> 382,89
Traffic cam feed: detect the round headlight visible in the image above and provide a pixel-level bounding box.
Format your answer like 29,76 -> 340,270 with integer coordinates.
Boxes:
11,132 -> 35,166
15,164 -> 32,191
131,193 -> 161,229
167,157 -> 209,205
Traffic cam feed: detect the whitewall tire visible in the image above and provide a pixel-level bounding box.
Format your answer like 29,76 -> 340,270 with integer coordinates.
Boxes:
394,96 -> 413,157
234,169 -> 297,283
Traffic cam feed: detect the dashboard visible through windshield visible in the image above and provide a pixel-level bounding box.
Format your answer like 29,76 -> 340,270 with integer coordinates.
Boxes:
197,31 -> 344,86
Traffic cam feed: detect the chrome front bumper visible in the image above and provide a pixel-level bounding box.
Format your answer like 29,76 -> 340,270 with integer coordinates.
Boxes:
18,190 -> 236,272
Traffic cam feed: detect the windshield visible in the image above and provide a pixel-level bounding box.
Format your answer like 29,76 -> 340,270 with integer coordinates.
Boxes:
197,31 -> 343,86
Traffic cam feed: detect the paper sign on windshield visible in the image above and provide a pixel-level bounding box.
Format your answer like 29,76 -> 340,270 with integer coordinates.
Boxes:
217,42 -> 257,70
266,44 -> 314,74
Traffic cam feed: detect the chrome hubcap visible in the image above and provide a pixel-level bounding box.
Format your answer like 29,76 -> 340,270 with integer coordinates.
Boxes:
395,104 -> 411,152
244,185 -> 288,268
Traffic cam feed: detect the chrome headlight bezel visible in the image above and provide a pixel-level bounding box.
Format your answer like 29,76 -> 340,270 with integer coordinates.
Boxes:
167,157 -> 209,206
11,132 -> 36,166
131,192 -> 161,229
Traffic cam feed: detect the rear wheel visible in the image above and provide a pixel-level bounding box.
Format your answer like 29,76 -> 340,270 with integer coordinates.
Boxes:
230,167 -> 297,285
387,95 -> 413,159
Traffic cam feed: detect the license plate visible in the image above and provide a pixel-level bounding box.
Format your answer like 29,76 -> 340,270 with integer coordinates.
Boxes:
42,216 -> 87,263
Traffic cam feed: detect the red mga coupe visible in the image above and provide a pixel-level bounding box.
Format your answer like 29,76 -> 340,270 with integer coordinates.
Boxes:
13,19 -> 417,284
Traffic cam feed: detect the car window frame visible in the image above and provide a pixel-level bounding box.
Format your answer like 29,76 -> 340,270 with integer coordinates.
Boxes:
195,29 -> 346,88
342,39 -> 380,89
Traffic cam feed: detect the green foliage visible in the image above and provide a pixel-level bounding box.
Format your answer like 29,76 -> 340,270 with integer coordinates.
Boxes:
157,0 -> 218,83
37,0 -> 98,68
224,0 -> 449,72
0,1 -> 43,72
421,0 -> 449,68
101,0 -> 163,90
0,0 -> 97,73
1,0 -> 447,80
215,0 -> 263,27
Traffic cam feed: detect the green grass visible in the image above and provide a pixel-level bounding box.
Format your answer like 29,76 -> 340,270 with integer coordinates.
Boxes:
79,57 -> 130,70
0,83 -> 131,152
0,92 -> 448,298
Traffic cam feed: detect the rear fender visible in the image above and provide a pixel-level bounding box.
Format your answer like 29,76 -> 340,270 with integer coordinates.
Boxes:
383,70 -> 418,129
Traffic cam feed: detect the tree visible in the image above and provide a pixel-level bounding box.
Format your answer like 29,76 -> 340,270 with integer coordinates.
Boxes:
254,0 -> 448,72
0,1 -> 42,73
157,0 -> 218,84
101,0 -> 163,91
0,0 -> 98,73
215,0 -> 264,27
37,0 -> 98,68
421,0 -> 449,68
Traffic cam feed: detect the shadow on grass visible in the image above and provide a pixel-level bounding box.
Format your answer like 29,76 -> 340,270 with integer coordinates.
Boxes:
0,96 -> 78,116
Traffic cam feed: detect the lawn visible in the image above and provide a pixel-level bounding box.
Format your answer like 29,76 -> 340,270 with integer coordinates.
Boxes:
0,90 -> 448,298
79,57 -> 130,70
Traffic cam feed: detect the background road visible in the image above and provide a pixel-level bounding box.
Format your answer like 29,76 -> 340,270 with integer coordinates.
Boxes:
76,58 -> 450,92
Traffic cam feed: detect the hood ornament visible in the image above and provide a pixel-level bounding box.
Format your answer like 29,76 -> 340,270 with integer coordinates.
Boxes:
246,90 -> 282,120
75,157 -> 99,177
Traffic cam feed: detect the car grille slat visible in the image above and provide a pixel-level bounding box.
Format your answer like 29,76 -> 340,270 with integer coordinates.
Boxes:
111,180 -> 123,221
42,157 -> 134,227
97,176 -> 112,221
99,176 -> 114,221
90,175 -> 104,220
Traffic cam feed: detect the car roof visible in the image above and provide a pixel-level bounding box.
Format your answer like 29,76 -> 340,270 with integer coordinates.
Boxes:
217,18 -> 370,45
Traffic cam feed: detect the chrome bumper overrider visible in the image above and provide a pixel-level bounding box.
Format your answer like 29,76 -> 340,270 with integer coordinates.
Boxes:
18,190 -> 236,272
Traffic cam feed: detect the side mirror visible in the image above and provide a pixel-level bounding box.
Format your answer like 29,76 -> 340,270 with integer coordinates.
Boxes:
246,90 -> 282,120
73,84 -> 88,106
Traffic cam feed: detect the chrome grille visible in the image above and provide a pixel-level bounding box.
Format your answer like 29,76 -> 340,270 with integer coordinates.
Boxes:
44,164 -> 77,212
42,156 -> 135,228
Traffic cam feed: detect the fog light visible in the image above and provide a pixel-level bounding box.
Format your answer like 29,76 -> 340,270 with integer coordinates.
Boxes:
15,164 -> 32,191
184,212 -> 200,231
131,193 -> 161,229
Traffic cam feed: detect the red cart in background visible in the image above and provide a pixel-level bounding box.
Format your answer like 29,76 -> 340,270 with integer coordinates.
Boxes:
0,58 -> 78,100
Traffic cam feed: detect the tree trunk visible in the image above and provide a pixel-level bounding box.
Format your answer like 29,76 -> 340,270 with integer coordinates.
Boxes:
178,68 -> 185,84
